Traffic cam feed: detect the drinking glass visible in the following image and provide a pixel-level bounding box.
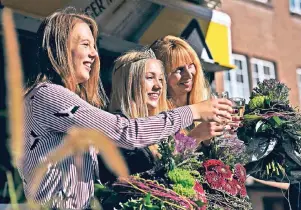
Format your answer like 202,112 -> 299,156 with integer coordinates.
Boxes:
211,91 -> 229,99
211,91 -> 229,136
229,97 -> 246,118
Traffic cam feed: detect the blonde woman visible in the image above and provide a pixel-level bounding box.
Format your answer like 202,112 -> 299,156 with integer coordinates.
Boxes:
21,8 -> 233,209
99,49 -> 167,181
109,49 -> 167,119
151,35 -> 240,144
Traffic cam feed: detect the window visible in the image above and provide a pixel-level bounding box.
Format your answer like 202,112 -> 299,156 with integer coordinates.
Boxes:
254,0 -> 269,3
224,54 -> 250,101
290,0 -> 301,14
250,58 -> 275,88
296,69 -> 301,105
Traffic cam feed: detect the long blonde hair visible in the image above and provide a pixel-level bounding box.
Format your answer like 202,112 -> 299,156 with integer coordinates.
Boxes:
26,8 -> 107,108
150,35 -> 209,105
109,49 -> 167,118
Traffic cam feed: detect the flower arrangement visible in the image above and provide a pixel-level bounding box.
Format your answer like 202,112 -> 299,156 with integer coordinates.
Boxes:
95,131 -> 252,209
237,79 -> 301,183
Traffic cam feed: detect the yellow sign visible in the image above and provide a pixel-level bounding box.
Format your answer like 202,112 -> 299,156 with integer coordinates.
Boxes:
139,5 -> 235,71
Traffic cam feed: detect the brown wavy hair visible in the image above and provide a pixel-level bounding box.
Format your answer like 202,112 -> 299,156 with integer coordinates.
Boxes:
26,7 -> 107,108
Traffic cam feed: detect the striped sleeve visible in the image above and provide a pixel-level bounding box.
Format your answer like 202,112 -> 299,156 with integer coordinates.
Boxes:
32,84 -> 193,149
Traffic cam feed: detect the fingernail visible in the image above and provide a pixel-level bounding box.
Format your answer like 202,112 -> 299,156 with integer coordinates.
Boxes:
239,123 -> 243,127
240,117 -> 244,120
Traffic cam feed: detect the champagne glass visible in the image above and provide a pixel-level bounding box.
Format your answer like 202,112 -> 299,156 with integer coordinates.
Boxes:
211,91 -> 229,136
228,97 -> 245,135
230,97 -> 246,118
211,91 -> 229,99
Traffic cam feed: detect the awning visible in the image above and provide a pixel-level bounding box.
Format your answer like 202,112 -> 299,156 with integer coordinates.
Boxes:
1,0 -> 235,71
1,0 -> 70,17
139,0 -> 236,72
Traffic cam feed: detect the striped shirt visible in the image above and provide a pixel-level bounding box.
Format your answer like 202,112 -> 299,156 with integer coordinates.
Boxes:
18,82 -> 193,209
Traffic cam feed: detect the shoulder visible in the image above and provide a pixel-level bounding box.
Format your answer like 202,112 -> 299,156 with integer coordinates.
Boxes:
26,82 -> 84,111
32,83 -> 79,101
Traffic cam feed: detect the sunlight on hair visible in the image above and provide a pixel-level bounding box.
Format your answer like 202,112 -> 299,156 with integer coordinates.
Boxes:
31,128 -> 129,201
2,8 -> 24,167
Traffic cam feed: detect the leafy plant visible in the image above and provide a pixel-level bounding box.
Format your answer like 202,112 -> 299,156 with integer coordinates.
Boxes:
238,79 -> 301,182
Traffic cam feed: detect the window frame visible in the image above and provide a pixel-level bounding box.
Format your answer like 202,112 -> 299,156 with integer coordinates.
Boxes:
223,53 -> 250,101
250,58 -> 276,88
290,0 -> 301,15
254,0 -> 269,3
296,68 -> 301,105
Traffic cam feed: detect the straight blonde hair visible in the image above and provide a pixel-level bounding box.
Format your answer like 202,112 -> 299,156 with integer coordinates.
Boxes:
109,49 -> 167,118
150,35 -> 209,105
26,8 -> 107,108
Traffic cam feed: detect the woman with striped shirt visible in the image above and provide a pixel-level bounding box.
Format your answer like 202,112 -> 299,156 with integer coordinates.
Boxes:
19,8 -> 233,209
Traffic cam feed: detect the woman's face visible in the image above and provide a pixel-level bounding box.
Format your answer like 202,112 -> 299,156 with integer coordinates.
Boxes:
70,22 -> 98,84
144,59 -> 164,111
167,63 -> 196,96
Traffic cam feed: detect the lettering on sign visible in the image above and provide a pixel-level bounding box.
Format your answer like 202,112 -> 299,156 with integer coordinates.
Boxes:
85,0 -> 114,19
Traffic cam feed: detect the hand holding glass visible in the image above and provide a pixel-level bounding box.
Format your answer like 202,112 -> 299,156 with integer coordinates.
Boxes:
230,97 -> 246,118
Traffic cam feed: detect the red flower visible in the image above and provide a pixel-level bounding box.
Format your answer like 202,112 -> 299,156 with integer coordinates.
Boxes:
234,164 -> 247,184
240,185 -> 247,197
198,205 -> 207,210
222,179 -> 238,196
214,165 -> 232,179
193,181 -> 207,202
205,171 -> 225,190
203,159 -> 224,171
235,181 -> 248,197
193,181 -> 207,210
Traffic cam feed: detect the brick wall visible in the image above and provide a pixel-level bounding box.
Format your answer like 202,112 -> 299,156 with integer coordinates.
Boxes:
215,0 -> 301,107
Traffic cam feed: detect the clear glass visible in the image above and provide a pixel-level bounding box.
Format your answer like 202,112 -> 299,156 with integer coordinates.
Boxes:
230,97 -> 246,118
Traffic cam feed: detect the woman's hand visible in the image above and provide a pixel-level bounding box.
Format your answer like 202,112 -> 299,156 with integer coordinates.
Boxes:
188,115 -> 243,145
227,115 -> 242,134
189,98 -> 233,123
188,122 -> 224,144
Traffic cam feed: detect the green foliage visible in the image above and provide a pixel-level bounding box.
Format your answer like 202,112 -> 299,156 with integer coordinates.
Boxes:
118,193 -> 165,210
238,79 -> 301,183
249,96 -> 267,110
172,184 -> 195,198
251,79 -> 290,104
168,168 -> 196,198
168,168 -> 194,188
177,156 -> 202,172
94,183 -> 114,198
158,137 -> 175,171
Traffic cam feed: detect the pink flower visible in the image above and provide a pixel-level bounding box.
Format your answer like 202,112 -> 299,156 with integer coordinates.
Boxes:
174,132 -> 197,154
234,164 -> 247,184
214,165 -> 232,179
205,171 -> 225,190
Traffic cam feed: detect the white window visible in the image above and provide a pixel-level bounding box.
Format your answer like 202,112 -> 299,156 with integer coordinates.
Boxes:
224,54 -> 250,101
290,0 -> 301,15
250,58 -> 275,88
254,0 -> 269,3
296,69 -> 301,105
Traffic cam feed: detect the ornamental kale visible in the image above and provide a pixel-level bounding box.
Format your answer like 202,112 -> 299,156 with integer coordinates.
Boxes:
238,79 -> 301,182
250,79 -> 290,104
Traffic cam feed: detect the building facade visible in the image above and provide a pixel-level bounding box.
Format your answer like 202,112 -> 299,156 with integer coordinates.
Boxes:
214,1 -> 301,209
215,0 -> 301,108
